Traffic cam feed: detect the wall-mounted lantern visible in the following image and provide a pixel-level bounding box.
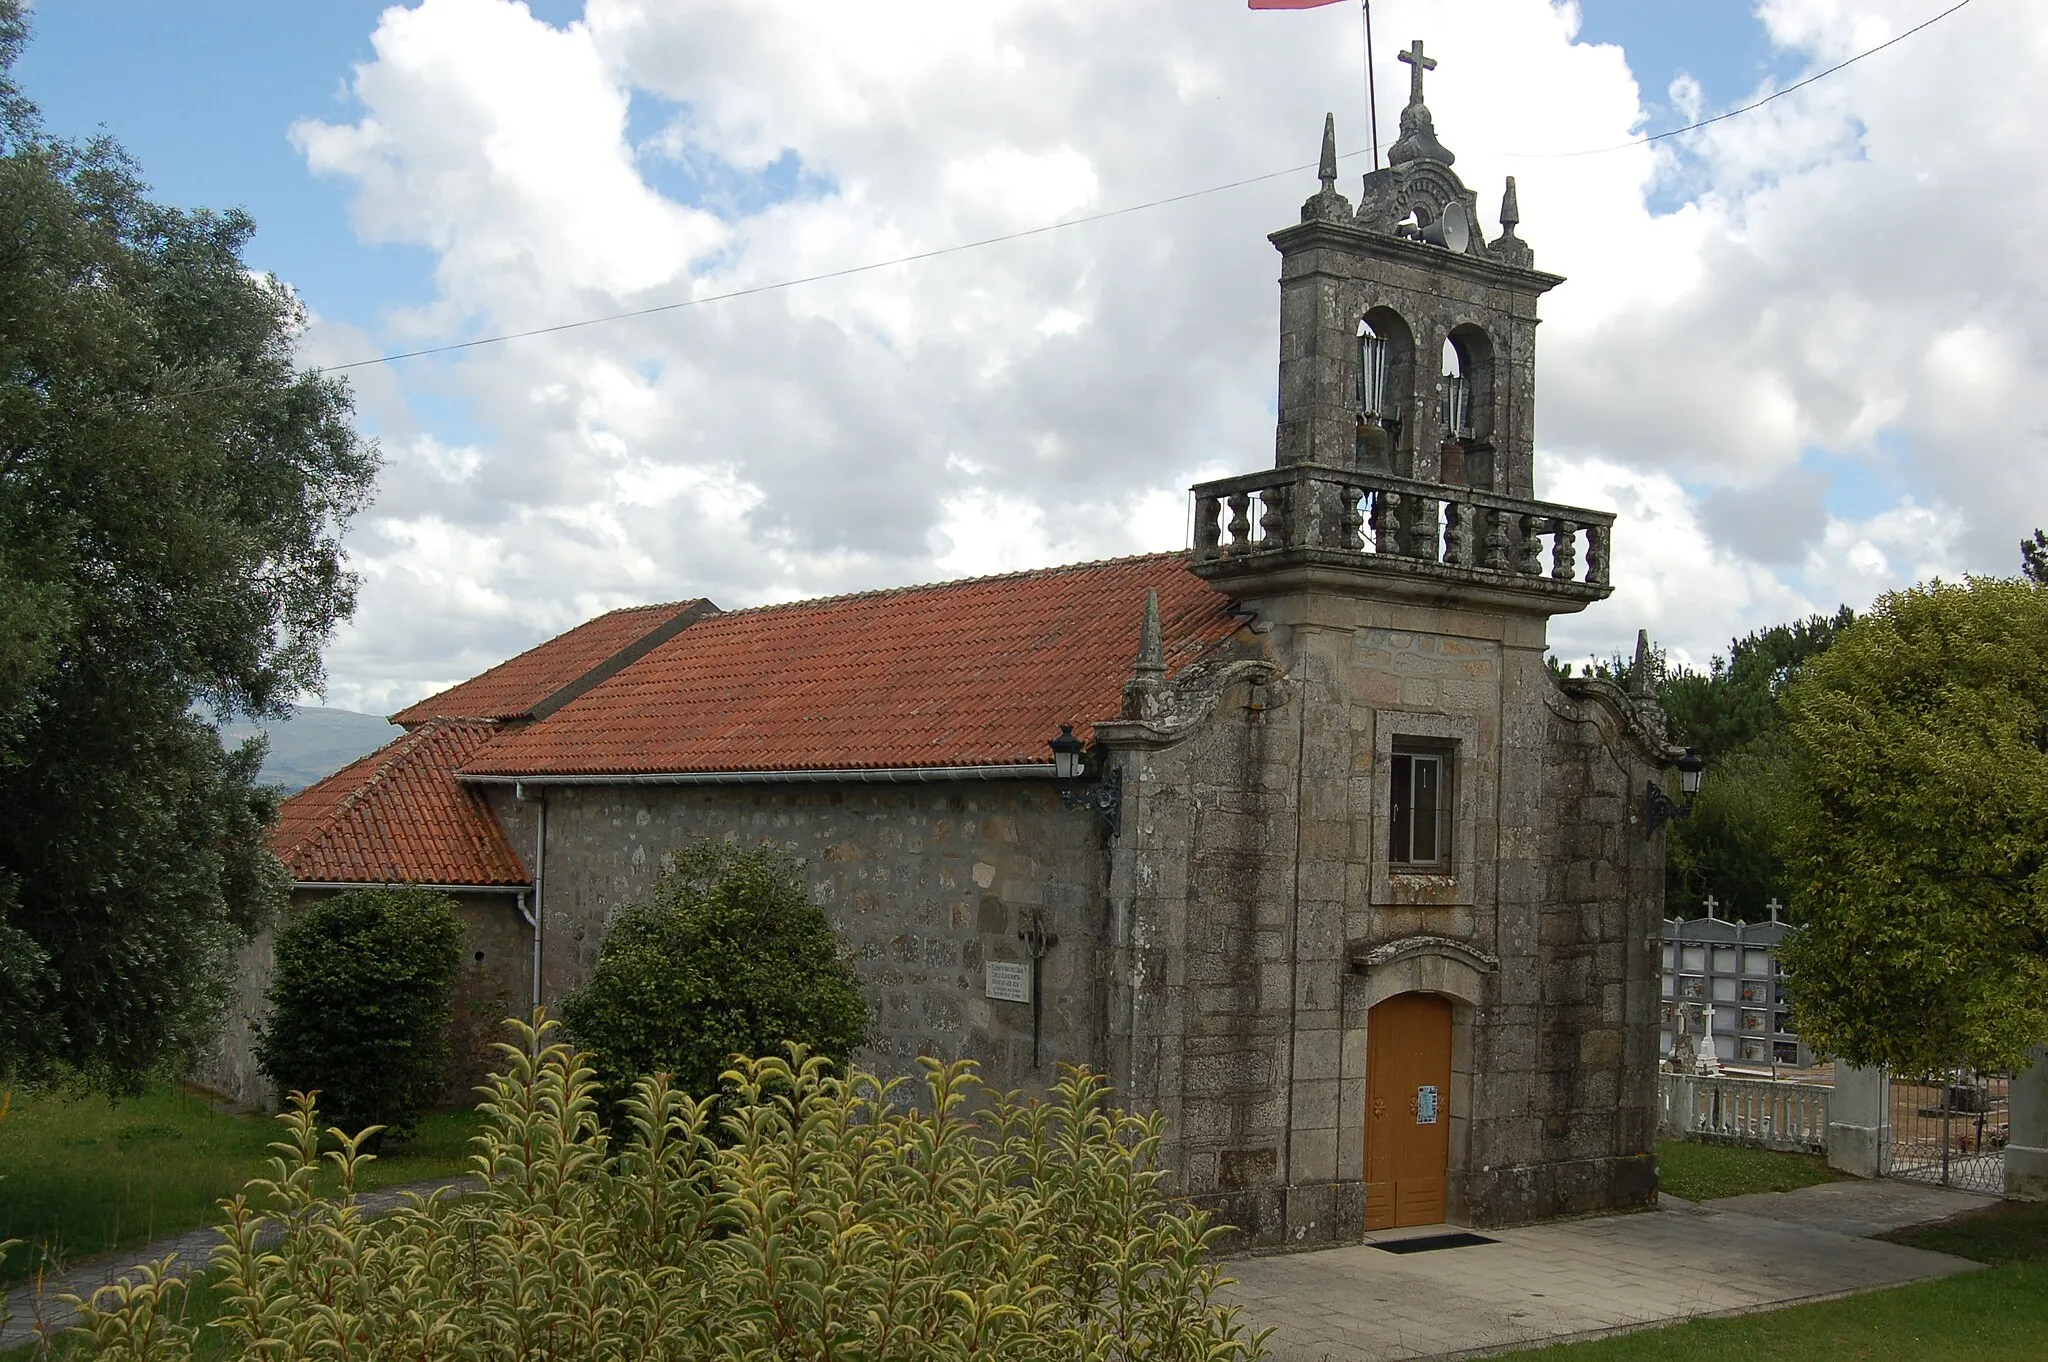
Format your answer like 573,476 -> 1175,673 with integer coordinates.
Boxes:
1049,724 -> 1086,780
1049,724 -> 1122,837
1643,748 -> 1706,841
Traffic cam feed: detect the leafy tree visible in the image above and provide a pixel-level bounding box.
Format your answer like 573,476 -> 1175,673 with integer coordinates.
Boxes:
255,887 -> 462,1137
2022,528 -> 2048,585
69,1018 -> 1266,1362
1553,612 -> 1851,918
0,4 -> 376,1088
1659,607 -> 1856,763
1664,737 -> 1799,919
1777,578 -> 2048,1074
562,840 -> 869,1103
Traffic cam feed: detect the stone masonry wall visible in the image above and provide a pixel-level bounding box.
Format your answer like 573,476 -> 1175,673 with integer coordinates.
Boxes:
1109,661 -> 1302,1246
196,887 -> 534,1111
1109,584 -> 1665,1248
483,781 -> 1108,1095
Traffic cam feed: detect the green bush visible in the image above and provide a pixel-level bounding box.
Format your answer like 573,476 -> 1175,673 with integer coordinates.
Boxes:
253,886 -> 461,1137
561,840 -> 869,1103
65,1017 -> 1267,1362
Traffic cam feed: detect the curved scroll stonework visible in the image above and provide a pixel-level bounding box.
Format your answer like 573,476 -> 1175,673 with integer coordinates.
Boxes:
1553,674 -> 1684,766
1094,658 -> 1288,751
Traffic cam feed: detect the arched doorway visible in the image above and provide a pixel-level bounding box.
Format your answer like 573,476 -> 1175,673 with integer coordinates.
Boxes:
1365,993 -> 1453,1229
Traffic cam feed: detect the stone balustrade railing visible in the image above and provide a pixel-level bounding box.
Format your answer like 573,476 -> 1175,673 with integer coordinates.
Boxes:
1659,1073 -> 1832,1155
1190,463 -> 1613,597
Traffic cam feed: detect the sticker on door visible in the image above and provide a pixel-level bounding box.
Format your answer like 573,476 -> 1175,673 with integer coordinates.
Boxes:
1415,1084 -> 1439,1124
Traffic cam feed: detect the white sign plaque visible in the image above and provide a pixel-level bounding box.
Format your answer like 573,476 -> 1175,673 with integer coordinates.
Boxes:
984,959 -> 1031,1004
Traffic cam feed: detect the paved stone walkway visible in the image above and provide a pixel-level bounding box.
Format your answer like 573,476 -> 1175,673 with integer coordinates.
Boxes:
1220,1182 -> 1988,1361
0,1177 -> 474,1353
6,1176 -> 1994,1358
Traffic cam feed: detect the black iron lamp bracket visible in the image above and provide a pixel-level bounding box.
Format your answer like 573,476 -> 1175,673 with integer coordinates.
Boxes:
1642,780 -> 1694,841
1060,767 -> 1123,838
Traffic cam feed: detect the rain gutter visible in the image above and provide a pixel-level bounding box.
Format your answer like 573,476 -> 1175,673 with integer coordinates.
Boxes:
461,764 -> 1062,786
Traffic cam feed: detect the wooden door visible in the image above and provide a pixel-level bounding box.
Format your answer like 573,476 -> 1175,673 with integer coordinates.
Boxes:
1365,993 -> 1453,1230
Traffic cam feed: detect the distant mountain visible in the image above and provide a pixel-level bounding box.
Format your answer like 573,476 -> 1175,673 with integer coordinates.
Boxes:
217,704 -> 400,793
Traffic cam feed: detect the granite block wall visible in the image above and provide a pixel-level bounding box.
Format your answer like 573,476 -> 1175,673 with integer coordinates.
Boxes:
197,887 -> 534,1111
1107,582 -> 1667,1248
484,781 -> 1109,1096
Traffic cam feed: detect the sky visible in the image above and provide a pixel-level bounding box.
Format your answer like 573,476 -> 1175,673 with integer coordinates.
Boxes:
14,0 -> 2038,714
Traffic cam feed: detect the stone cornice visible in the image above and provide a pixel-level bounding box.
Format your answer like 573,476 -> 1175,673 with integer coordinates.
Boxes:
1269,218 -> 1564,293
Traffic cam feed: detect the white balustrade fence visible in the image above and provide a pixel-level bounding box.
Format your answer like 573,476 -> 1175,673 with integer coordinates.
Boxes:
1658,1073 -> 1831,1154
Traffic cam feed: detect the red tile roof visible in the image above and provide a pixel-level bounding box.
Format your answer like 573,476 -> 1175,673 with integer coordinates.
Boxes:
391,600 -> 712,726
274,719 -> 530,887
460,553 -> 1243,777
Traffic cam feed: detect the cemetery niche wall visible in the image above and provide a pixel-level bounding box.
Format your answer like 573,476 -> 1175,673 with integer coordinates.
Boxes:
1660,903 -> 1814,1070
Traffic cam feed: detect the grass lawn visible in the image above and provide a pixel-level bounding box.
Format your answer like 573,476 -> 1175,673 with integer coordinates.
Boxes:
1655,1138 -> 1848,1203
0,1083 -> 479,1288
1503,1198 -> 2048,1361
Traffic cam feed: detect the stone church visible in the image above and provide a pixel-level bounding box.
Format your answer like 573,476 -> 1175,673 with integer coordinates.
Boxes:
208,49 -> 1680,1248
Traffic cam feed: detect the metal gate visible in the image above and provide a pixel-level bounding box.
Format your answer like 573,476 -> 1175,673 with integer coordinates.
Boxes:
1884,1070 -> 2011,1195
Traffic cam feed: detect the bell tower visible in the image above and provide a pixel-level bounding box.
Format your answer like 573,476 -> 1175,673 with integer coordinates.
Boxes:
1120,38 -> 1670,1249
1273,40 -> 1557,499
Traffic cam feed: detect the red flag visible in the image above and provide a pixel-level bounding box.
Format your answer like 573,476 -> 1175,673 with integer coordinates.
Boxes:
1247,0 -> 1348,9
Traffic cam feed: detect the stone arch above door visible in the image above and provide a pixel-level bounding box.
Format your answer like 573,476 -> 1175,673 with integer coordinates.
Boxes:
1353,935 -> 1496,1010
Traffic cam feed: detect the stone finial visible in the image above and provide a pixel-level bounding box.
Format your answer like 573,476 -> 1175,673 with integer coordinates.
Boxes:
1300,113 -> 1353,223
1120,588 -> 1167,721
1388,38 -> 1454,166
1490,176 -> 1535,267
1629,629 -> 1655,697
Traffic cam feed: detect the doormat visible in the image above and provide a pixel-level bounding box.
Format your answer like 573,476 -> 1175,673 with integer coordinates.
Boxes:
1371,1232 -> 1498,1254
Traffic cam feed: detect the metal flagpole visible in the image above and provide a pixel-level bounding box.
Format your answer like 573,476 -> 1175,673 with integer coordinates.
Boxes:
1362,0 -> 1380,170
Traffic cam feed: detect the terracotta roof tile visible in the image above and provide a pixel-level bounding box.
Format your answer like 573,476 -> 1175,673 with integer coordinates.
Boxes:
274,719 -> 530,886
460,553 -> 1243,778
391,600 -> 711,726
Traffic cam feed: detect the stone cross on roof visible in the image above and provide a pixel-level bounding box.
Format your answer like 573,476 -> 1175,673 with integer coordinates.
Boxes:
1398,39 -> 1436,107
1387,37 -> 1454,166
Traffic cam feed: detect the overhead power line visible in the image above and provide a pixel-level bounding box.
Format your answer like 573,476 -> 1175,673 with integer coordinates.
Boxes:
1513,0 -> 1976,158
285,0 -> 1973,379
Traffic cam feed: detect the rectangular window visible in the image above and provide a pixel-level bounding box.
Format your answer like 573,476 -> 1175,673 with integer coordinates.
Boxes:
1388,749 -> 1448,867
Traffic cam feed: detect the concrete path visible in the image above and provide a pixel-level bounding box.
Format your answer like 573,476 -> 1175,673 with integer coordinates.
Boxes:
1221,1180 -> 1986,1361
1704,1177 -> 1992,1238
0,1177 -> 474,1353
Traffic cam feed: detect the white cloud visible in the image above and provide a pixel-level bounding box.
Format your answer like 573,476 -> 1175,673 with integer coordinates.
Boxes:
290,0 -> 2048,712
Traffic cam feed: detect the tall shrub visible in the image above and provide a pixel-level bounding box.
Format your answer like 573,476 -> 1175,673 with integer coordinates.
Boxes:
67,1018 -> 1267,1362
254,886 -> 461,1136
562,840 -> 868,1101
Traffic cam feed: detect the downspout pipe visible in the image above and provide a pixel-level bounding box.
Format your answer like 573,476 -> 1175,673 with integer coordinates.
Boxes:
516,781 -> 547,1015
